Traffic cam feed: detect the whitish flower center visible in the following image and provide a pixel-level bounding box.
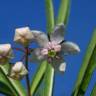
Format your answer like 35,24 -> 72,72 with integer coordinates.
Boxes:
41,41 -> 61,58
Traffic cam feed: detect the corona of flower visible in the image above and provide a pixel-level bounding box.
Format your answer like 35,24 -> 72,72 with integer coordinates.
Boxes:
9,62 -> 28,80
14,27 -> 34,46
0,44 -> 13,64
31,24 -> 80,72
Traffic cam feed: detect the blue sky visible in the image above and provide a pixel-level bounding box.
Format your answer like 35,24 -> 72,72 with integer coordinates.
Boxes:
0,0 -> 96,96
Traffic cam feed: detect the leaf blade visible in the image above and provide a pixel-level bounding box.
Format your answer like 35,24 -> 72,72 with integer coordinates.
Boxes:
56,0 -> 70,25
0,72 -> 15,96
72,29 -> 96,96
44,0 -> 55,96
45,0 -> 54,34
0,63 -> 27,96
31,61 -> 47,95
0,82 -> 13,96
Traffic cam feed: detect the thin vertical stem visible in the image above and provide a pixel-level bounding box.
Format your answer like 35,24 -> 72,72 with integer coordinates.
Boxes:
25,47 -> 31,96
56,0 -> 70,25
31,61 -> 47,95
46,0 -> 54,34
45,0 -> 55,96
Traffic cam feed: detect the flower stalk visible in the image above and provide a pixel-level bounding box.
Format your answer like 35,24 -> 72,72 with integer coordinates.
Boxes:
44,0 -> 55,96
25,47 -> 31,96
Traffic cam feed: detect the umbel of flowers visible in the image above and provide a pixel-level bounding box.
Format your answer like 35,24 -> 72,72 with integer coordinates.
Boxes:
0,24 -> 80,80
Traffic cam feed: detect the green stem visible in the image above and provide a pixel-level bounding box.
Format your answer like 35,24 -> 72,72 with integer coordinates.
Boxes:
0,67 -> 18,96
44,63 -> 54,96
31,61 -> 47,95
25,47 -> 31,96
72,29 -> 96,96
56,0 -> 70,25
46,0 -> 54,34
44,0 -> 55,96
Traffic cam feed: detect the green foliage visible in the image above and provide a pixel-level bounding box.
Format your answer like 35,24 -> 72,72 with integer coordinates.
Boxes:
0,82 -> 13,96
0,63 -> 26,96
91,84 -> 96,96
56,0 -> 70,25
44,0 -> 55,96
31,61 -> 47,95
0,71 -> 15,96
0,0 -> 95,96
45,0 -> 55,34
72,29 -> 96,96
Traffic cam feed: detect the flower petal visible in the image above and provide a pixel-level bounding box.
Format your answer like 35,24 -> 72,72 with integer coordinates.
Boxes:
12,62 -> 24,73
30,48 -> 45,63
53,44 -> 61,52
51,57 -> 66,72
50,23 -> 65,44
0,44 -> 11,54
61,41 -> 80,54
31,30 -> 49,47
19,65 -> 28,76
59,62 -> 66,72
41,48 -> 48,55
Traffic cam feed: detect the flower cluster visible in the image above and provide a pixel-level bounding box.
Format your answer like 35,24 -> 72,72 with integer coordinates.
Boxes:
0,24 -> 80,80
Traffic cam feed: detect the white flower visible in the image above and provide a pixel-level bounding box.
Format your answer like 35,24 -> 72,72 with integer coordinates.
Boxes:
31,23 -> 80,72
9,62 -> 28,80
0,44 -> 13,64
14,27 -> 34,46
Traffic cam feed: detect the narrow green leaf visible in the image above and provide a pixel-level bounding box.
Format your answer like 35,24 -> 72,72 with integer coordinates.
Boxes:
31,61 -> 47,95
91,84 -> 96,96
0,82 -> 13,96
0,63 -> 27,96
44,64 -> 54,96
56,0 -> 70,25
72,29 -> 96,96
44,0 -> 55,96
0,67 -> 18,96
45,0 -> 54,34
78,46 -> 96,94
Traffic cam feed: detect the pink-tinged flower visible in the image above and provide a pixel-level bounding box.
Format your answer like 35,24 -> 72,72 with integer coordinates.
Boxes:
9,62 -> 28,80
31,23 -> 80,72
14,27 -> 34,46
0,44 -> 13,64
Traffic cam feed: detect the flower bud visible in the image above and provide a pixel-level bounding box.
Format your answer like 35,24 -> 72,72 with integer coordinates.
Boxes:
0,44 -> 13,64
14,27 -> 34,46
9,62 -> 28,80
